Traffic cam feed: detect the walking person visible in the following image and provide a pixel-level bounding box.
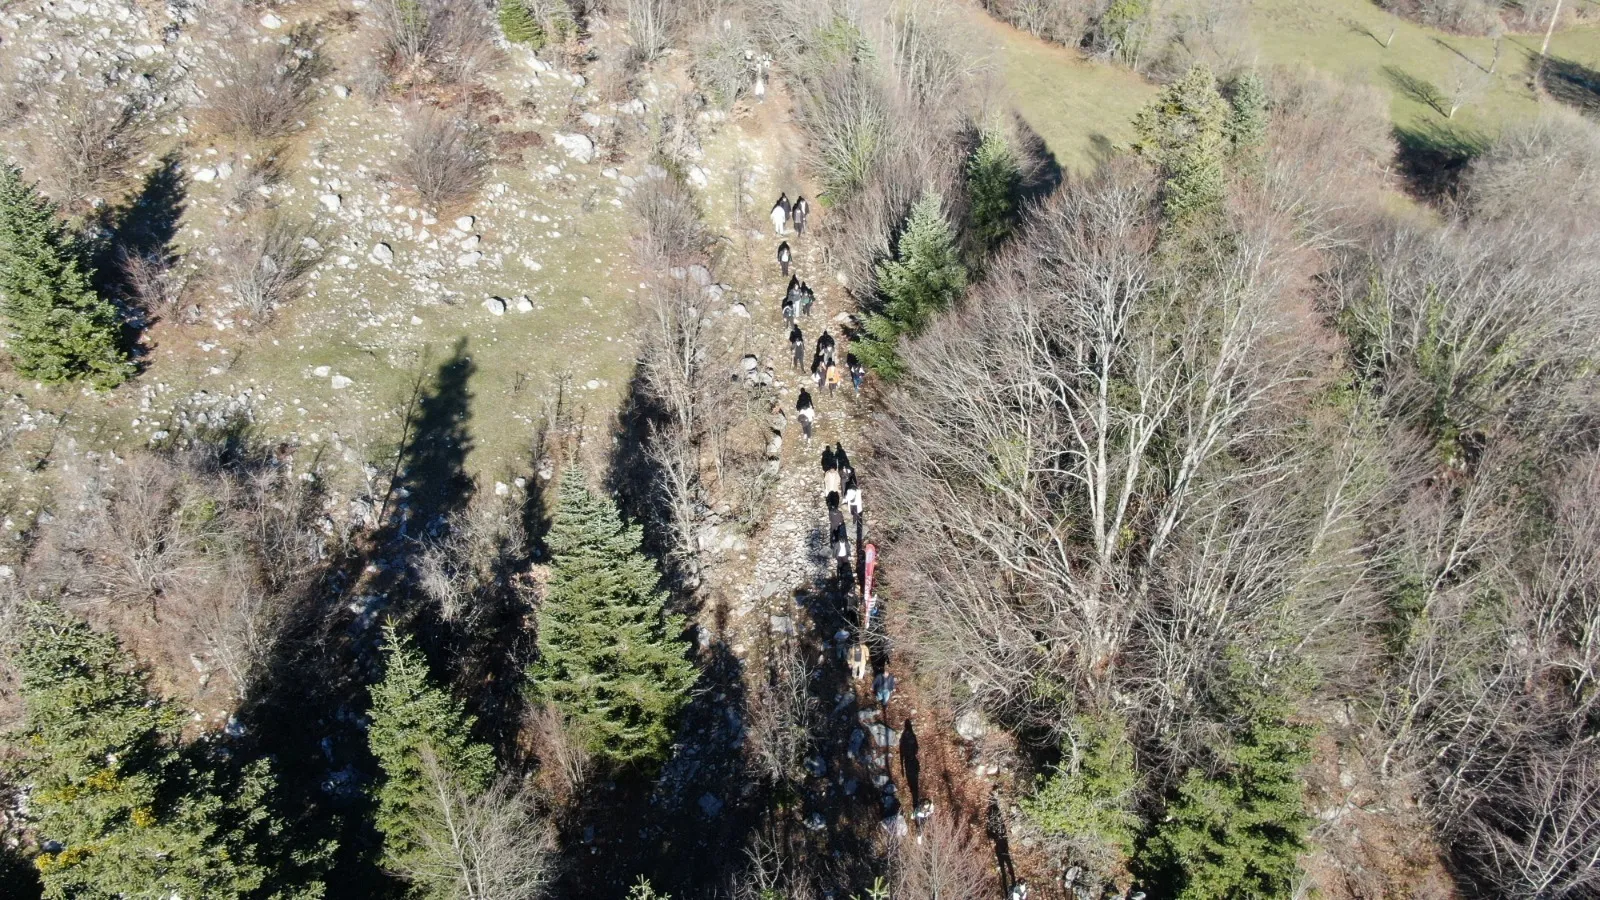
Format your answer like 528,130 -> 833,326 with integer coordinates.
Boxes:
811,358 -> 824,393
821,444 -> 837,474
844,474 -> 863,534
815,330 -> 835,368
777,240 -> 791,276
827,491 -> 845,534
847,353 -> 866,395
789,325 -> 805,370
835,442 -> 852,483
832,520 -> 851,570
796,389 -> 815,443
793,195 -> 810,236
799,281 -> 815,317
825,360 -> 842,396
771,193 -> 791,235
823,464 -> 841,500
782,295 -> 796,324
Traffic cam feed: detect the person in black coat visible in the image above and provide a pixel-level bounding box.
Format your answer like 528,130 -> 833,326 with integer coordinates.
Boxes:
796,389 -> 815,442
777,240 -> 791,276
815,329 -> 836,367
793,195 -> 810,235
789,325 -> 805,370
800,281 -> 816,317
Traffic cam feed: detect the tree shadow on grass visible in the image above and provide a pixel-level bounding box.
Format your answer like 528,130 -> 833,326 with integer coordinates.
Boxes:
1538,55 -> 1600,116
1394,120 -> 1490,203
234,341 -> 483,899
1013,112 -> 1065,206
1383,64 -> 1447,117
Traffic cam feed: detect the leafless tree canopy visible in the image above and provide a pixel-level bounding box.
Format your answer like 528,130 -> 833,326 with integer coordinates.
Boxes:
401,750 -> 556,900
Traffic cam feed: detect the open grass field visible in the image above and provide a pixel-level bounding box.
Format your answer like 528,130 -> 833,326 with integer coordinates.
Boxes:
964,0 -> 1600,173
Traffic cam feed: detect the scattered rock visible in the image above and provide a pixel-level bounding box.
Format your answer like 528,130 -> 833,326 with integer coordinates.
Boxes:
956,709 -> 988,741
687,165 -> 709,188
730,303 -> 749,318
459,234 -> 480,250
698,794 -> 723,817
368,242 -> 393,264
553,132 -> 596,163
259,11 -> 283,28
318,193 -> 341,212
454,215 -> 475,231
687,264 -> 712,286
514,295 -> 534,313
494,481 -> 510,497
483,296 -> 506,316
770,615 -> 797,636
585,379 -> 600,390
312,365 -> 331,377
330,375 -> 353,390
456,251 -> 483,266
193,167 -> 218,183
333,84 -> 350,99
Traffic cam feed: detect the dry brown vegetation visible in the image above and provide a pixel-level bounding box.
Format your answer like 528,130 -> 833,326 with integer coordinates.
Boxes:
199,26 -> 323,142
396,103 -> 491,213
215,209 -> 323,323
7,447 -> 328,712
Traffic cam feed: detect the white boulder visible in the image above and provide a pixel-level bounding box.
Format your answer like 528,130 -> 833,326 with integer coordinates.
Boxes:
553,132 -> 596,164
483,297 -> 506,316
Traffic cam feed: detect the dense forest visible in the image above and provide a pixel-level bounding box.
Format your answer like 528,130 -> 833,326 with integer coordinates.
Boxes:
1,0 -> 1599,897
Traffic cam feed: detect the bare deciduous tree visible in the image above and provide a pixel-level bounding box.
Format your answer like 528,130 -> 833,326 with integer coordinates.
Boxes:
401,750 -> 556,900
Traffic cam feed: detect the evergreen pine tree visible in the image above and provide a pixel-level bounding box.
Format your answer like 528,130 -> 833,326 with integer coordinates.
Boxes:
1021,714 -> 1141,875
14,600 -> 311,899
966,128 -> 1022,257
1142,655 -> 1315,900
498,0 -> 542,46
0,164 -> 132,388
1224,71 -> 1269,159
367,626 -> 495,873
527,469 -> 698,769
858,192 -> 968,380
1132,65 -> 1230,226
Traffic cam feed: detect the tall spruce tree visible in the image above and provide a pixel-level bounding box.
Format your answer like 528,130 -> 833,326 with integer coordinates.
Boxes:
1132,65 -> 1230,226
966,128 -> 1023,258
14,600 -> 314,900
1141,654 -> 1315,900
858,192 -> 968,380
367,627 -> 495,874
0,164 -> 132,388
527,469 -> 697,769
1224,71 -> 1269,159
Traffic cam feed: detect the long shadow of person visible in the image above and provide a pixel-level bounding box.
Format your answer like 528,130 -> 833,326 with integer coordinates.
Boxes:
900,718 -> 922,811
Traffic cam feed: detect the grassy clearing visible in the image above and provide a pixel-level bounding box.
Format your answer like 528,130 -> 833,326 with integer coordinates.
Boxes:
0,23 -> 646,551
959,4 -> 1157,175
965,0 -> 1600,176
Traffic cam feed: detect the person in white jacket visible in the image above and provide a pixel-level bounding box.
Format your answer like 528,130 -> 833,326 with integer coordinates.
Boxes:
770,193 -> 791,235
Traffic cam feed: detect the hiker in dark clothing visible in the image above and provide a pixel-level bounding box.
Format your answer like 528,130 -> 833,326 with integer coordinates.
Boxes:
789,325 -> 805,370
816,330 -> 836,367
828,492 -> 846,534
793,195 -> 810,235
777,240 -> 791,276
799,281 -> 815,317
821,444 -> 837,473
834,442 -> 852,482
783,296 -> 797,324
832,521 -> 851,566
847,353 -> 866,394
796,389 -> 815,442
786,274 -> 801,301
